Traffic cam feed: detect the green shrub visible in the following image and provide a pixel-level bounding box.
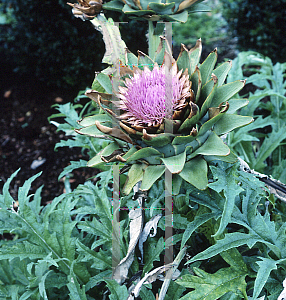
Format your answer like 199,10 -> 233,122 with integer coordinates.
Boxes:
221,0 -> 286,63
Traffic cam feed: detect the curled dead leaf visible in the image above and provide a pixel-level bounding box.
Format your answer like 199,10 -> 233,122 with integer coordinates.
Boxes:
112,186 -> 146,284
95,121 -> 133,144
67,0 -> 102,19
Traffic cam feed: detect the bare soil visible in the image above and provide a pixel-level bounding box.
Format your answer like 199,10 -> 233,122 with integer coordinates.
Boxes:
0,68 -> 98,205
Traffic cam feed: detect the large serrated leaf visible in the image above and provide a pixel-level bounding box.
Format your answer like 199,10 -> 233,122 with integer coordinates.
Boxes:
0,241 -> 47,260
58,160 -> 88,181
18,172 -> 42,208
67,267 -> 88,300
1,168 -> 20,207
176,265 -> 247,300
254,125 -> 286,171
181,212 -> 219,249
140,286 -> 156,300
76,241 -> 112,270
186,232 -> 262,264
208,163 -> 243,237
143,237 -> 165,274
252,257 -> 283,300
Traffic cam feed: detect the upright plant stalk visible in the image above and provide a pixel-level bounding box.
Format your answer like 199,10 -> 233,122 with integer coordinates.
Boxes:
148,21 -> 164,59
158,247 -> 187,300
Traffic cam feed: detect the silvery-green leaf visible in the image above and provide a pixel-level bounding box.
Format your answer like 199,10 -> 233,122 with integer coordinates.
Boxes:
161,151 -> 186,174
77,114 -> 111,127
190,131 -> 230,159
211,80 -> 246,108
126,147 -> 161,162
199,49 -> 217,86
226,98 -> 249,114
212,60 -> 232,87
140,165 -> 165,191
87,142 -> 120,167
214,114 -> 254,136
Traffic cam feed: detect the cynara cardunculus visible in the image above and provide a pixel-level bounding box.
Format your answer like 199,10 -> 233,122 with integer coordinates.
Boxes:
116,62 -> 193,130
77,37 -> 253,194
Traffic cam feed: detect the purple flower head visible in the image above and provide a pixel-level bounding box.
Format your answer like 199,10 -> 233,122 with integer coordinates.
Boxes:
117,63 -> 192,128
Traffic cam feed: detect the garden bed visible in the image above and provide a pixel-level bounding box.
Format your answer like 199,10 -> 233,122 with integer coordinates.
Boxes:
0,68 -> 98,205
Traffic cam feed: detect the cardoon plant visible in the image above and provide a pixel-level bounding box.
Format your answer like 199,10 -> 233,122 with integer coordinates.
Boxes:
75,19 -> 253,194
67,0 -> 252,197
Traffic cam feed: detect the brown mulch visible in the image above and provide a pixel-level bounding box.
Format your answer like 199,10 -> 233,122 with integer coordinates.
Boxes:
0,71 -> 98,205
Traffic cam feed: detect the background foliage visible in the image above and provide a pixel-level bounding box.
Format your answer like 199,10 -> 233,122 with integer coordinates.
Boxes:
226,51 -> 286,181
220,0 -> 286,63
0,0 -> 147,89
0,0 -> 103,88
172,1 -> 236,61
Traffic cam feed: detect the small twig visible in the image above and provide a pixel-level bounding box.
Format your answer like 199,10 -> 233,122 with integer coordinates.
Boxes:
238,157 -> 286,203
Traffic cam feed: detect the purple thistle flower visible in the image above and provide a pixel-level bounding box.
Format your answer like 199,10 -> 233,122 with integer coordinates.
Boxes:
117,63 -> 192,128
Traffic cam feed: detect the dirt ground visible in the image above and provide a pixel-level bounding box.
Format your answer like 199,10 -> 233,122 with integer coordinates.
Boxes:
0,68 -> 98,205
